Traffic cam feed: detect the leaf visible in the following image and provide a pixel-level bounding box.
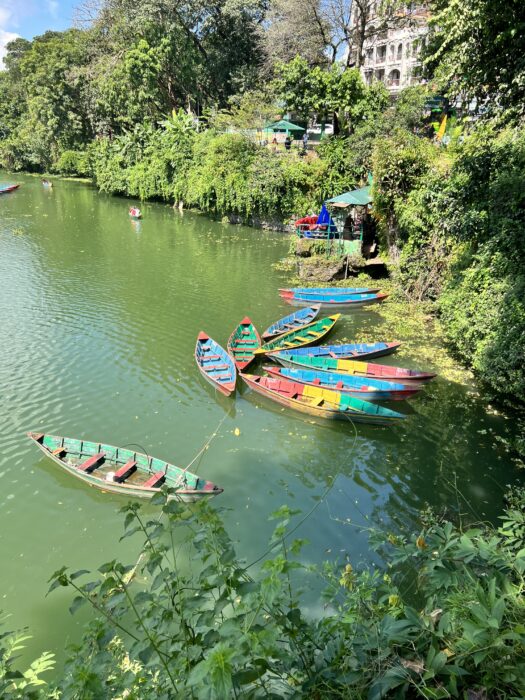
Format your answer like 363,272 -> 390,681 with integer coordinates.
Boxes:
69,596 -> 87,615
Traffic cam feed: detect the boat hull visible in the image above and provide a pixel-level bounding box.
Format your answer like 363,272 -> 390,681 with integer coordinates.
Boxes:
269,341 -> 400,362
0,184 -> 20,195
241,374 -> 405,425
282,292 -> 389,307
195,332 -> 237,396
263,365 -> 422,400
255,314 -> 340,355
27,433 -> 223,502
279,287 -> 379,298
268,354 -> 436,382
262,305 -> 321,340
227,317 -> 261,370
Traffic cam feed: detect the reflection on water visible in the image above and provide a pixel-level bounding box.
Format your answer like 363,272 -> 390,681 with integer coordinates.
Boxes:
0,173 -> 521,663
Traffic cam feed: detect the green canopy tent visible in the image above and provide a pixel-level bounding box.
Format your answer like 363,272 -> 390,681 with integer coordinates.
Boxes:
263,119 -> 305,135
325,185 -> 372,208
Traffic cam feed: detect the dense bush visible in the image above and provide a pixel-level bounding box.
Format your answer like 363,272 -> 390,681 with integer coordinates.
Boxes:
2,488 -> 525,698
53,150 -> 91,177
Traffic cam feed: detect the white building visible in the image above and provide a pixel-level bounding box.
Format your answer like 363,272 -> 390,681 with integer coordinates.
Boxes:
354,5 -> 429,95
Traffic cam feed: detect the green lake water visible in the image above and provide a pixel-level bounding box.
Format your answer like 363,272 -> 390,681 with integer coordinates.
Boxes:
0,174 -> 521,665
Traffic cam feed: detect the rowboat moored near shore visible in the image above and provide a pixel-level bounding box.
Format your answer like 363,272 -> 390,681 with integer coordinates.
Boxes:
282,291 -> 389,307
195,332 -> 237,396
266,353 -> 436,382
262,305 -> 321,340
268,341 -> 400,362
0,184 -> 20,195
227,317 -> 261,370
279,286 -> 379,298
264,365 -> 422,400
27,432 -> 223,501
240,373 -> 406,424
254,314 -> 340,355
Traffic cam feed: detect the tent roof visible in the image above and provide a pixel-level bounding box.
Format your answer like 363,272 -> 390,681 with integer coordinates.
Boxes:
264,119 -> 305,132
326,185 -> 372,208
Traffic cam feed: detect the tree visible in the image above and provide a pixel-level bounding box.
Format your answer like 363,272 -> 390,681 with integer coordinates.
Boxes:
426,0 -> 525,115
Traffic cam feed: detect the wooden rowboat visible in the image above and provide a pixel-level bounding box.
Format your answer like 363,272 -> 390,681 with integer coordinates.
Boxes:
195,332 -> 237,396
227,317 -> 261,370
268,341 -> 400,362
27,432 -> 223,502
268,353 -> 436,382
262,305 -> 321,340
240,374 -> 405,425
282,291 -> 389,307
254,314 -> 340,355
0,184 -> 20,195
279,286 -> 379,298
264,365 -> 422,401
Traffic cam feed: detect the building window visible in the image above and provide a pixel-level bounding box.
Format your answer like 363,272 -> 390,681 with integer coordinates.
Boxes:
376,68 -> 385,82
365,70 -> 374,85
397,43 -> 403,60
388,69 -> 400,87
376,45 -> 386,63
389,44 -> 395,61
366,48 -> 374,64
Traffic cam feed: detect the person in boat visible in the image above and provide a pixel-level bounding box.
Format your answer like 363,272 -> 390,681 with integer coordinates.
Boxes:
42,179 -> 52,187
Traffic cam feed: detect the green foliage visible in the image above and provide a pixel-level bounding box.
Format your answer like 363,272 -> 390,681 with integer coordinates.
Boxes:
0,618 -> 54,699
427,0 -> 525,116
53,150 -> 91,177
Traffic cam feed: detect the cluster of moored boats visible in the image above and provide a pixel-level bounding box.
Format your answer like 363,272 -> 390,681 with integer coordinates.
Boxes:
195,287 -> 436,427
25,286 -> 435,504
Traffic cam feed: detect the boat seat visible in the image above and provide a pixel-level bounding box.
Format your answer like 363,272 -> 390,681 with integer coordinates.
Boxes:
203,354 -> 221,360
336,381 -> 345,390
142,471 -> 165,489
214,374 -> 232,381
51,446 -> 66,456
206,363 -> 229,371
113,460 -> 137,483
241,330 -> 251,335
33,433 -> 45,442
78,452 -> 105,473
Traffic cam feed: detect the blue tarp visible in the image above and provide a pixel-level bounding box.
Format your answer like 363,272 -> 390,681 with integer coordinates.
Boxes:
316,204 -> 337,232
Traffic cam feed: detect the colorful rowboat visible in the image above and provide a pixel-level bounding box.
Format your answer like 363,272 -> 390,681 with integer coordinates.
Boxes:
0,184 -> 20,195
195,332 -> 237,396
240,374 -> 405,425
27,432 -> 223,502
227,317 -> 261,370
268,341 -> 400,362
129,207 -> 142,219
268,353 -> 436,382
282,291 -> 389,307
279,286 -> 379,298
264,365 -> 422,401
254,314 -> 340,355
262,305 -> 321,340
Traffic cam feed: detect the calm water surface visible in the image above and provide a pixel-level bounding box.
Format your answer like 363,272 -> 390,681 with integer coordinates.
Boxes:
0,174 -> 521,663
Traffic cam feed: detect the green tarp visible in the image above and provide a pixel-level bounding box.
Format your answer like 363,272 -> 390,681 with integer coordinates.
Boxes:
325,185 -> 372,207
264,119 -> 305,133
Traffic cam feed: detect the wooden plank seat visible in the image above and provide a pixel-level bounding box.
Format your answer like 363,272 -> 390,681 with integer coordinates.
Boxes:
78,452 -> 105,473
141,471 -> 165,489
241,330 -> 251,335
51,446 -> 66,456
214,373 -> 233,380
113,460 -> 137,483
201,354 -> 221,360
205,363 -> 229,371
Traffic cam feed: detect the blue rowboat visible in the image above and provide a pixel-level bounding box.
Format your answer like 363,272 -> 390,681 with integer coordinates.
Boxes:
279,286 -> 379,298
195,332 -> 236,396
269,341 -> 400,362
263,365 -> 422,400
282,291 -> 389,307
262,305 -> 321,340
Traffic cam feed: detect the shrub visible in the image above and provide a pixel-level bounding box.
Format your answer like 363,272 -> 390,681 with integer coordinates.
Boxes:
53,150 -> 90,177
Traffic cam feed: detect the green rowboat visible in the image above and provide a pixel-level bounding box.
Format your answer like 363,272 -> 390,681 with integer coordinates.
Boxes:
254,314 -> 340,355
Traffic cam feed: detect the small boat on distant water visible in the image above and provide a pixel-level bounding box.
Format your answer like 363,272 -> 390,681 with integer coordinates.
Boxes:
262,305 -> 321,340
282,290 -> 389,307
0,184 -> 20,195
195,332 -> 237,396
268,341 -> 400,362
264,365 -> 422,401
27,432 -> 223,501
227,317 -> 261,370
254,314 -> 340,355
240,373 -> 406,425
129,207 -> 142,219
42,179 -> 53,188
279,286 -> 379,299
267,353 -> 436,382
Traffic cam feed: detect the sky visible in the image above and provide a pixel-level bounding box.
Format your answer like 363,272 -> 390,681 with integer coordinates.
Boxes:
0,0 -> 78,66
